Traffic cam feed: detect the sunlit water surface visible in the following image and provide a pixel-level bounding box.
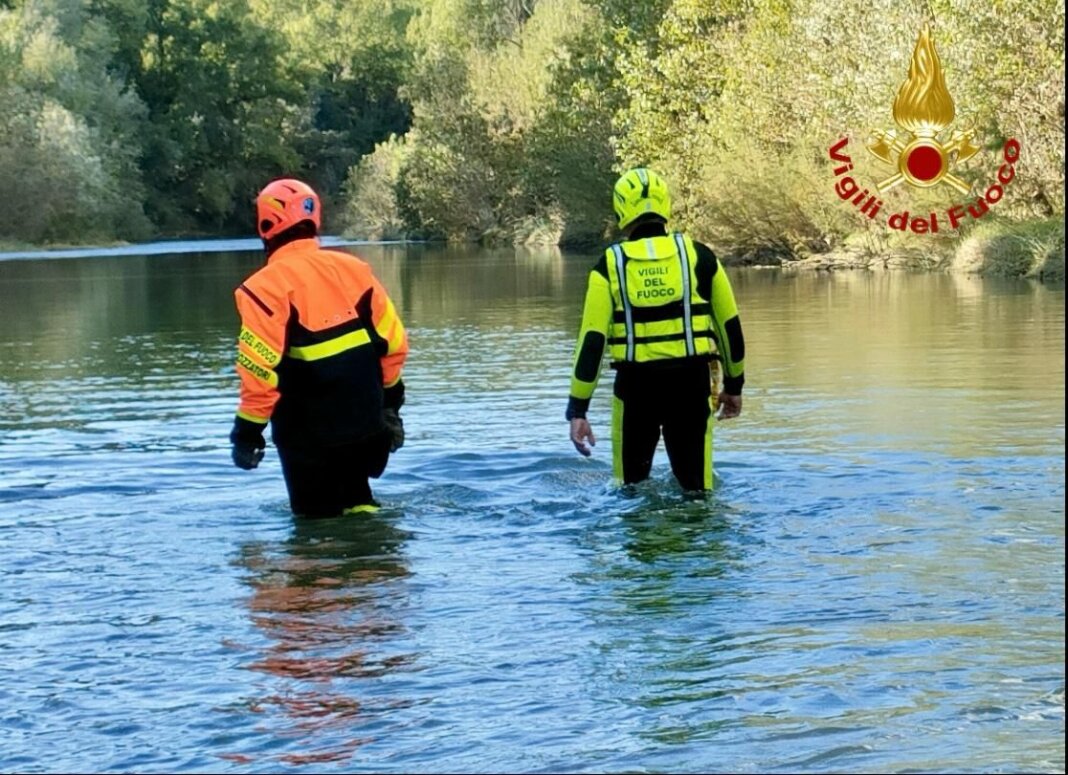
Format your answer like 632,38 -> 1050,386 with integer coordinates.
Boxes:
0,243 -> 1063,773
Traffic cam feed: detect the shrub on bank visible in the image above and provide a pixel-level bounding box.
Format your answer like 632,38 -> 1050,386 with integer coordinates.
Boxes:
951,218 -> 1065,282
340,134 -> 411,241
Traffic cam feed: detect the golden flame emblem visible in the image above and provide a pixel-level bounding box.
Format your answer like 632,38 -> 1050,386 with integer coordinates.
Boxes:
868,24 -> 979,194
893,25 -> 955,136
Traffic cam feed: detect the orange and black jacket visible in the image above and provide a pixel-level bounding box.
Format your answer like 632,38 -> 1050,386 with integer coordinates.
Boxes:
232,238 -> 408,449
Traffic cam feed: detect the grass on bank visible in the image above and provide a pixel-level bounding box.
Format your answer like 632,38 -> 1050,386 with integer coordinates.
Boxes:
952,217 -> 1065,282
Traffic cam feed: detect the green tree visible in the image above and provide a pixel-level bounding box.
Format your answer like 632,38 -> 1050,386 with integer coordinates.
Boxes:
109,0 -> 302,234
527,0 -> 673,244
0,0 -> 150,243
251,0 -> 416,228
609,0 -> 1064,258
369,0 -> 622,244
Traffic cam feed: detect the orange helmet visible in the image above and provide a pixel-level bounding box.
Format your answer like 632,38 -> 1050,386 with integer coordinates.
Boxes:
255,178 -> 321,240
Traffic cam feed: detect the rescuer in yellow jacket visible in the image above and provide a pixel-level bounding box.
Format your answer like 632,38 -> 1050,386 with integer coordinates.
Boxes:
230,178 -> 409,516
567,168 -> 745,491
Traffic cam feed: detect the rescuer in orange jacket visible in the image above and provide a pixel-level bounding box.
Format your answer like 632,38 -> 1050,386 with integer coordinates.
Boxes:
229,178 -> 409,516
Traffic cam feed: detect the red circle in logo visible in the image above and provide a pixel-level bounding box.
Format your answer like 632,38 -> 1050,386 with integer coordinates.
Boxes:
905,145 -> 943,181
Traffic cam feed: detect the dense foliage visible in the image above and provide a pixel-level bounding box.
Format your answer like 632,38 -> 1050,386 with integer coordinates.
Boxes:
1,0 -> 1063,259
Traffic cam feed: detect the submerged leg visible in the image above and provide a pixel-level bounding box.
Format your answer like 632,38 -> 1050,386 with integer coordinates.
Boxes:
662,371 -> 714,492
278,431 -> 391,517
612,372 -> 661,485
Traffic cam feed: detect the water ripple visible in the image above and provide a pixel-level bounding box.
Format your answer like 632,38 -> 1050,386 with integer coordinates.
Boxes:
0,252 -> 1063,773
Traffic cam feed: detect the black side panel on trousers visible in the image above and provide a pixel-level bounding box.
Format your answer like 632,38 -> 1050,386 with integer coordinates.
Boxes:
614,372 -> 660,484
614,360 -> 711,490
277,430 -> 391,517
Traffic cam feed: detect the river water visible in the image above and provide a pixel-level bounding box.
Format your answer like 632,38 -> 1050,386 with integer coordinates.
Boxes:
0,242 -> 1063,773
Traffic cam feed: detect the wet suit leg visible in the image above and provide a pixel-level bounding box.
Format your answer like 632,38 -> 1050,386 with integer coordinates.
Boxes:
661,364 -> 714,491
277,430 -> 392,517
612,369 -> 663,485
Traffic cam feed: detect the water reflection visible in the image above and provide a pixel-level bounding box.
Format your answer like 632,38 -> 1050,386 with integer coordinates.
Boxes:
229,513 -> 416,767
0,243 -> 1062,773
0,244 -> 578,381
572,490 -> 757,757
614,489 -> 741,567
374,243 -> 574,329
605,489 -> 749,623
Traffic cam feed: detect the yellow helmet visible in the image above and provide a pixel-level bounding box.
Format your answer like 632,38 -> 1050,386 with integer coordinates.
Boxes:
612,167 -> 671,230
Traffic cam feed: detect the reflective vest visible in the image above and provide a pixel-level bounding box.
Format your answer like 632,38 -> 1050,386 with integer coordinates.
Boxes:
603,233 -> 716,364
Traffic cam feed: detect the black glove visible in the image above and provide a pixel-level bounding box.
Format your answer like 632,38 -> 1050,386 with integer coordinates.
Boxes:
383,408 -> 404,453
230,417 -> 266,470
383,380 -> 405,411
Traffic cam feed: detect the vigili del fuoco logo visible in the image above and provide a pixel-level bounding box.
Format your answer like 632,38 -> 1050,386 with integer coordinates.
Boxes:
828,24 -> 1021,234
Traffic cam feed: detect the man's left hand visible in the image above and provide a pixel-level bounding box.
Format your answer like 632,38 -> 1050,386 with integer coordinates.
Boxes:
384,408 -> 404,452
717,392 -> 742,420
230,417 -> 267,469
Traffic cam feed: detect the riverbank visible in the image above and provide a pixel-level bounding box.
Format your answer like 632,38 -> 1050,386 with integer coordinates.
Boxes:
0,236 -> 404,263
3,218 -> 1063,283
730,217 -> 1065,284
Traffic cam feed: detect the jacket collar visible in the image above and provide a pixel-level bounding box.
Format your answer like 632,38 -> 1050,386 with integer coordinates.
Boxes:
626,222 -> 669,240
267,237 -> 320,264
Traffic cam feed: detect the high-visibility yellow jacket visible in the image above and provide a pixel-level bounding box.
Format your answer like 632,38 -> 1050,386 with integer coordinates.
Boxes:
233,238 -> 408,447
567,226 -> 745,418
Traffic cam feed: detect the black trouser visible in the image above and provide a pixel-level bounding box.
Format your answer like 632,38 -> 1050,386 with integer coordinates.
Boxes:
611,360 -> 714,491
276,430 -> 392,517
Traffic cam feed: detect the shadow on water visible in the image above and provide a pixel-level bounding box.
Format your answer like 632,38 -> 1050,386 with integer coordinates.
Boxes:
622,500 -> 741,572
221,512 -> 419,768
574,479 -> 751,623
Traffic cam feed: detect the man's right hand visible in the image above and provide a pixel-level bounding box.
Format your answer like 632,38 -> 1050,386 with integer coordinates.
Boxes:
232,442 -> 265,470
230,417 -> 266,470
570,418 -> 596,457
